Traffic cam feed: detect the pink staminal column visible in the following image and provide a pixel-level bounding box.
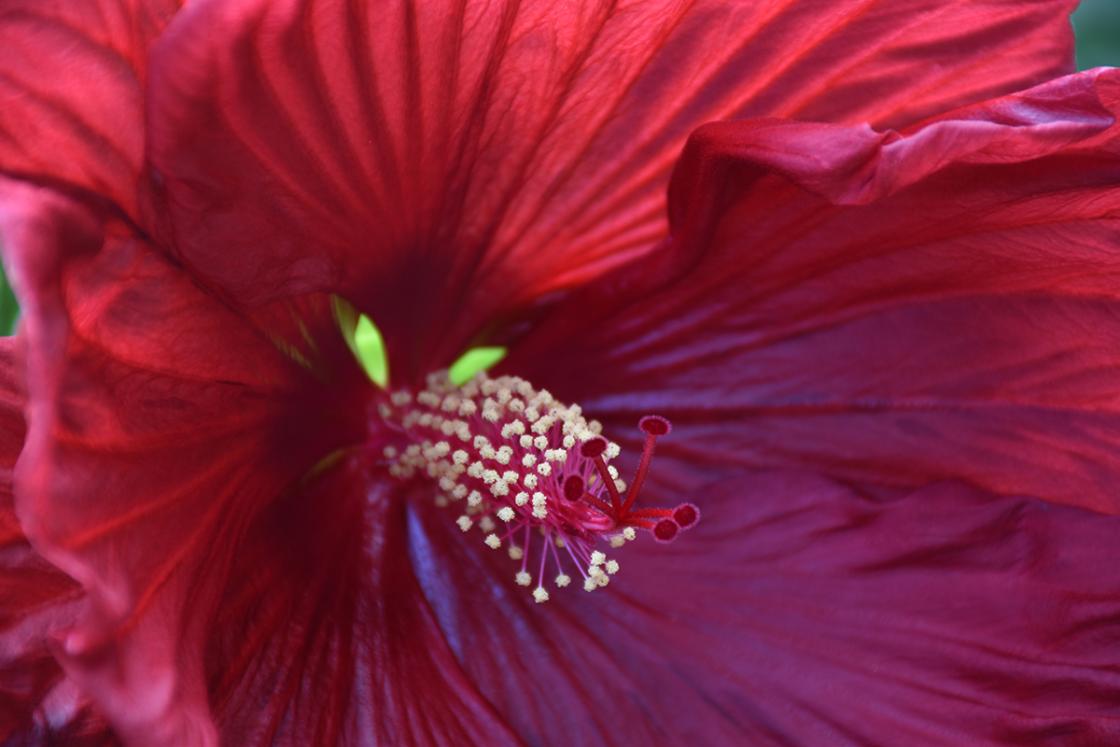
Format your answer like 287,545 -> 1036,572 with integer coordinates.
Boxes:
377,371 -> 700,601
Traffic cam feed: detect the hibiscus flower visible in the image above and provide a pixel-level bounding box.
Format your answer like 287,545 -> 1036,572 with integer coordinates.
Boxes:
3,0 -> 1120,745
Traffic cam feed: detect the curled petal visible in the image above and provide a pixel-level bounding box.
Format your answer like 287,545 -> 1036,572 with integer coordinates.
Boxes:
509,69 -> 1120,514
0,336 -> 112,745
0,178 -> 368,744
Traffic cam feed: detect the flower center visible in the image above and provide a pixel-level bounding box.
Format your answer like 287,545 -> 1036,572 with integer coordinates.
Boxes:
377,371 -> 699,602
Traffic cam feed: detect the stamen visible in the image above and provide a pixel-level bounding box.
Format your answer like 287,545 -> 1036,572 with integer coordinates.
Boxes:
580,437 -> 623,513
377,371 -> 700,600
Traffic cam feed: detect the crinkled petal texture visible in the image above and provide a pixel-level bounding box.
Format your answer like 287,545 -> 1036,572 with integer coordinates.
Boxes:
147,0 -> 1077,382
507,68 -> 1120,515
0,0 -> 181,222
0,337 -> 112,745
2,2 -> 1113,744
408,471 -> 1120,746
0,179 -> 379,744
0,181 -> 524,745
9,208 -> 1120,747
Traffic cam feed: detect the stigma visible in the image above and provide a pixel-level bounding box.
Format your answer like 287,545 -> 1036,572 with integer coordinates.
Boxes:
377,372 -> 699,601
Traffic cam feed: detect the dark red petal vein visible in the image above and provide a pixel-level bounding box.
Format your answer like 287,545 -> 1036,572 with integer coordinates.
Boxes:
408,469 -> 1120,746
509,69 -> 1120,514
0,0 -> 181,225
148,0 -> 1077,383
0,178 -> 365,744
207,467 -> 516,747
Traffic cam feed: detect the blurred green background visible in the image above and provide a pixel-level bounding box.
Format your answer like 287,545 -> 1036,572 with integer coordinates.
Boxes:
1074,0 -> 1120,69
0,2 -> 1115,337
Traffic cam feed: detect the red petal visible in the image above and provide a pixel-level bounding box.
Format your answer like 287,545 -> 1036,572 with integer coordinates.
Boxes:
508,69 -> 1120,514
147,0 -> 1076,384
407,470 -> 1120,745
0,336 -> 112,744
206,466 -> 516,746
0,178 -> 369,743
0,0 -> 180,222
1,175 -> 505,743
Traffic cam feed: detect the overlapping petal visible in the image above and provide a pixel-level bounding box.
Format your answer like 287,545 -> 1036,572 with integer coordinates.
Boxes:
0,336 -> 113,745
407,470 -> 1120,746
205,469 -> 516,746
0,0 -> 181,223
0,2 -> 1110,744
507,68 -> 1120,514
1,175 -> 516,744
0,178 -> 373,744
147,0 -> 1078,383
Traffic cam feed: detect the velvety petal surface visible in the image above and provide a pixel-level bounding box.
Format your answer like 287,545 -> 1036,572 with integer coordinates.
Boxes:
148,0 -> 1078,383
0,0 -> 180,222
2,174 -> 514,744
507,69 -> 1120,514
0,178 -> 375,744
407,470 -> 1120,746
204,463 -> 517,747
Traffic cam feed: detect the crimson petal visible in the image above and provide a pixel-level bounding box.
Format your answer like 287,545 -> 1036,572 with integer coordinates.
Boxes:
206,467 -> 517,746
148,0 -> 1078,384
0,0 -> 181,224
1,175 -> 513,743
0,178 -> 370,744
407,469 -> 1120,745
508,69 -> 1120,514
0,336 -> 114,745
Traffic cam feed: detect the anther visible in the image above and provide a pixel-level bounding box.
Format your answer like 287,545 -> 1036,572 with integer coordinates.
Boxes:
377,371 -> 700,601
